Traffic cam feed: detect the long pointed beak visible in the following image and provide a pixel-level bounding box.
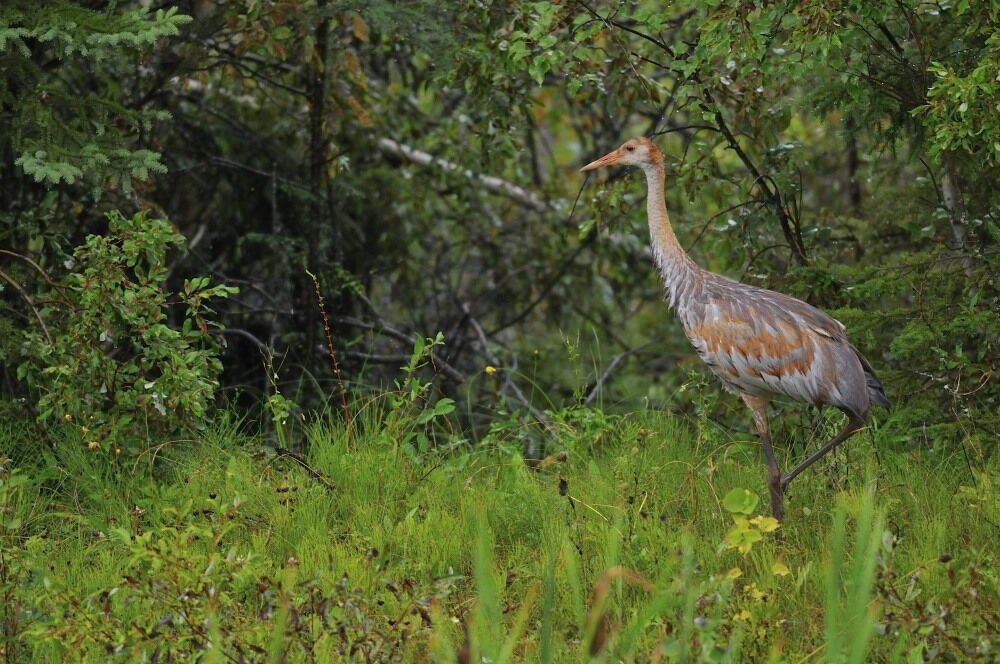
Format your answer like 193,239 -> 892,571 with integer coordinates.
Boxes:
580,148 -> 624,172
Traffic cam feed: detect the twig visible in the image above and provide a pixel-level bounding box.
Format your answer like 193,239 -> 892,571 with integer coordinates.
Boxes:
460,302 -> 549,424
274,447 -> 336,490
0,269 -> 52,345
307,271 -> 352,438
583,341 -> 657,406
486,182 -> 591,336
703,89 -> 809,265
211,327 -> 268,350
0,250 -> 72,305
333,315 -> 465,383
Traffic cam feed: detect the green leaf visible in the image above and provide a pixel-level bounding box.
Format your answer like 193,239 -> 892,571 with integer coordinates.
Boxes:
722,487 -> 759,515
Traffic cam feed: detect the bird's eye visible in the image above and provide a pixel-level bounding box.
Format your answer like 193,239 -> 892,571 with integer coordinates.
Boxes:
626,145 -> 635,152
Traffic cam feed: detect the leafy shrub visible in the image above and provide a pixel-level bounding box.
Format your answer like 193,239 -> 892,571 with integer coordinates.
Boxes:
0,458 -> 31,662
16,211 -> 236,453
383,332 -> 456,459
24,497 -> 433,662
877,514 -> 998,660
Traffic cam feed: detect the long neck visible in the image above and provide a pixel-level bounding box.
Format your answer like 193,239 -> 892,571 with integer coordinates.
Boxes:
643,162 -> 699,308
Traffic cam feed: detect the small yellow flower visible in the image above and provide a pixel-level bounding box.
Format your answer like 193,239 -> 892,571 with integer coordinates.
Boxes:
81,426 -> 89,434
725,567 -> 742,580
734,609 -> 752,621
87,441 -> 100,450
772,562 -> 791,577
64,413 -> 73,422
484,365 -> 498,375
115,448 -> 122,456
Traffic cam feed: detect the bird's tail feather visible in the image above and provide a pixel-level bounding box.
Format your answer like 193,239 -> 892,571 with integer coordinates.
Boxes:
854,348 -> 891,410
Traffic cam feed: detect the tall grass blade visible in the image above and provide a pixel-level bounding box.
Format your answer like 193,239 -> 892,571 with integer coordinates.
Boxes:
472,512 -> 502,661
823,483 -> 883,664
562,537 -> 586,629
540,548 -> 557,664
497,585 -> 538,664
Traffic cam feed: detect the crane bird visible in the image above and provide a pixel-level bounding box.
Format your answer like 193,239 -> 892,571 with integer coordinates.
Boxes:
581,136 -> 890,520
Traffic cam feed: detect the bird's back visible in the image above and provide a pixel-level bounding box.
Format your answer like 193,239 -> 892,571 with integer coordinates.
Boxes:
674,270 -> 887,419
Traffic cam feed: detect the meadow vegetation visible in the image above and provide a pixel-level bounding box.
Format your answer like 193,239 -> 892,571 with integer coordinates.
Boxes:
2,367 -> 997,661
2,1 -> 1000,661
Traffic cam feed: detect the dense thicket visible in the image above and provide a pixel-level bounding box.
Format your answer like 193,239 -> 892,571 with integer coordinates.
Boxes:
1,1 -> 997,454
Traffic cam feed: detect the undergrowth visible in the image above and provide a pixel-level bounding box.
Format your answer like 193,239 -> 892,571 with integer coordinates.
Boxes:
1,399 -> 996,662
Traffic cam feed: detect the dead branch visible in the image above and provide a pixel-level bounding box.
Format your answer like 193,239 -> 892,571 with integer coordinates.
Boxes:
377,138 -> 552,212
460,301 -> 549,424
0,269 -> 52,345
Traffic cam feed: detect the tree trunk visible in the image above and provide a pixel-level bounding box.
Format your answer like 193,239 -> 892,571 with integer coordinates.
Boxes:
940,151 -> 975,277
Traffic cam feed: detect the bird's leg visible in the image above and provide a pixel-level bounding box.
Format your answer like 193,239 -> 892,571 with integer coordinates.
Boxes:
761,432 -> 784,522
780,415 -> 866,493
741,395 -> 783,521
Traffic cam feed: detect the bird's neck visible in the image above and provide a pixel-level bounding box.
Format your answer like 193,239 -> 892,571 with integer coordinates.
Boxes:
643,163 -> 699,302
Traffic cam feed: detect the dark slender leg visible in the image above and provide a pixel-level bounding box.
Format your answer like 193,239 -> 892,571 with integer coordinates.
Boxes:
761,432 -> 784,521
780,417 -> 865,492
740,394 -> 784,521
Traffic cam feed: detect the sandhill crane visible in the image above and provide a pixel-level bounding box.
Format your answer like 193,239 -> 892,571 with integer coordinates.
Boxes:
581,136 -> 889,520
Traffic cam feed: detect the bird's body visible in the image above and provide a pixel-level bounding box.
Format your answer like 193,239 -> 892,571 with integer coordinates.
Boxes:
582,136 -> 889,519
667,257 -> 886,419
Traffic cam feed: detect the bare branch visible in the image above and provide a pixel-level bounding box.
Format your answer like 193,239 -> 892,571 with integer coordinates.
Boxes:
703,90 -> 809,265
0,269 -> 52,345
583,342 -> 655,406
376,138 -> 552,212
460,302 -> 549,424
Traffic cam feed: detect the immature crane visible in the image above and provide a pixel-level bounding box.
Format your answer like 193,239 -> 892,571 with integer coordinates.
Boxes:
581,136 -> 889,520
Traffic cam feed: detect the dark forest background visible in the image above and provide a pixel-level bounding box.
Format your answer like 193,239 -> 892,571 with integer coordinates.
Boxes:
1,0 -> 997,455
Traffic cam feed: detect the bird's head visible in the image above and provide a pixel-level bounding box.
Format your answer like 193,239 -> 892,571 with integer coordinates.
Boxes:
580,136 -> 663,173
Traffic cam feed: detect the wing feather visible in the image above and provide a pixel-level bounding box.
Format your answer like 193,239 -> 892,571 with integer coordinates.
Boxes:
681,274 -> 852,406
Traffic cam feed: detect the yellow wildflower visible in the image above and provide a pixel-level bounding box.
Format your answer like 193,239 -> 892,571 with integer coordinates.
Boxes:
725,567 -> 742,580
484,365 -> 498,375
772,562 -> 791,577
87,441 -> 100,450
64,413 -> 73,422
734,609 -> 752,621
749,582 -> 767,601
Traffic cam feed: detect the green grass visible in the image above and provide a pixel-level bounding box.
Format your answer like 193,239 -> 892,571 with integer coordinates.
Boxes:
1,405 -> 997,662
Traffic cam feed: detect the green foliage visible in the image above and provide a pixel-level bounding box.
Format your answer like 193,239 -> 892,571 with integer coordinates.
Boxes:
720,487 -> 780,555
0,0 -> 994,455
722,487 -> 759,515
15,211 -> 236,453
877,533 -> 998,661
384,332 -> 457,459
823,485 -> 884,664
0,458 -> 31,662
25,495 -> 421,661
0,2 -> 190,190
3,406 -> 994,661
3,1 -> 1000,660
